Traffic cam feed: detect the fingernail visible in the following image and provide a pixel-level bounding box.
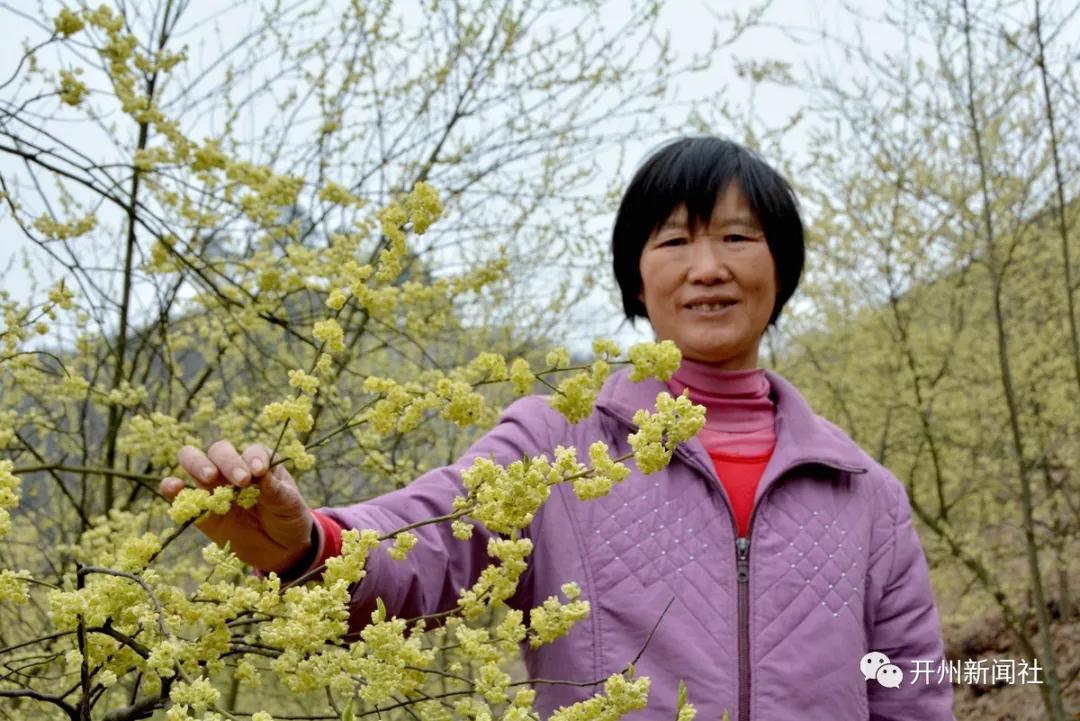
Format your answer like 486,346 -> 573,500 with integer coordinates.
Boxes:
200,466 -> 215,482
250,458 -> 264,474
232,467 -> 248,484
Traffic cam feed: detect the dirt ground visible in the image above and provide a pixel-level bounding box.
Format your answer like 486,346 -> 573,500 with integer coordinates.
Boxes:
948,611 -> 1080,720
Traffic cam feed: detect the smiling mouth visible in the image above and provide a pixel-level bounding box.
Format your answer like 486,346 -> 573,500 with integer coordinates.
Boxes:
686,301 -> 736,311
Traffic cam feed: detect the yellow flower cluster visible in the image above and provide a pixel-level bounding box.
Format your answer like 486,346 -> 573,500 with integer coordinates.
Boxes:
261,581 -> 353,660
404,181 -> 443,234
106,380 -> 148,408
548,359 -> 611,423
372,182 -> 444,283
475,661 -> 512,704
166,487 -> 239,525
47,279 -> 76,310
0,460 -> 20,539
628,339 -> 683,382
53,7 -> 85,36
326,287 -> 348,310
362,375 -> 426,435
545,346 -> 571,369
355,615 -> 435,705
116,412 -> 197,467
388,531 -> 418,561
58,68 -> 88,106
313,318 -> 346,352
33,211 -> 96,240
573,442 -> 632,500
169,677 -> 221,713
279,437 -> 316,471
461,352 -> 508,383
528,582 -> 590,648
287,369 -> 320,395
457,537 -> 533,619
459,456 -> 554,535
114,532 -> 163,573
628,392 -> 706,474
436,377 -> 486,427
592,338 -> 622,358
63,509 -> 149,568
677,700 -> 699,720
322,528 -> 382,586
0,569 -> 31,604
317,180 -> 364,207
236,486 -> 260,509
510,357 -> 534,394
260,395 -> 314,433
548,671 -> 651,721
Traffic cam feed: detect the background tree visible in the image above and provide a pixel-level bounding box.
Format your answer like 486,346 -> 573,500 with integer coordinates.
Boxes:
755,1 -> 1080,718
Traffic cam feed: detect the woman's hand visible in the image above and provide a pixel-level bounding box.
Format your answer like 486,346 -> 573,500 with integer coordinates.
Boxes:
160,441 -> 314,574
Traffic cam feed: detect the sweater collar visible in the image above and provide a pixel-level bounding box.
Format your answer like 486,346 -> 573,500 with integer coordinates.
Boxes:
595,366 -> 869,477
665,359 -> 774,434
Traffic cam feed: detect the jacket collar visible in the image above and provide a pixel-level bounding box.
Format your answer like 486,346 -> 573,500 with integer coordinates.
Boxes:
594,366 -> 869,482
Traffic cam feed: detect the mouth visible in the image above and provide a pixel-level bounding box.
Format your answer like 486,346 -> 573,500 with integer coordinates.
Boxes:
685,300 -> 737,313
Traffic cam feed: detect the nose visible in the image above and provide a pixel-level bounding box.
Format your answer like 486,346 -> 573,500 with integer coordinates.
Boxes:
685,236 -> 732,284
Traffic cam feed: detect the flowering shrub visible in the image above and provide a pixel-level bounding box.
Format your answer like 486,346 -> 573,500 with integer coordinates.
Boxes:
0,2 -> 742,718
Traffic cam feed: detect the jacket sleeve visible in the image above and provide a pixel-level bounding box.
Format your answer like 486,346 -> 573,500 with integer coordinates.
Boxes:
867,474 -> 955,721
317,395 -> 562,634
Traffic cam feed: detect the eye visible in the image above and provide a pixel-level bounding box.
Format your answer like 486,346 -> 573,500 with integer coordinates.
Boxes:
657,236 -> 687,247
725,234 -> 752,243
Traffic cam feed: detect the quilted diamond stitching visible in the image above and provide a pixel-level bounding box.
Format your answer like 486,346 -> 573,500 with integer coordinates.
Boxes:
752,483 -> 866,655
588,477 -> 736,647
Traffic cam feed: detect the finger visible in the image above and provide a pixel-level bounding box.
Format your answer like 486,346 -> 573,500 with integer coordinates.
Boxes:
261,464 -> 306,513
160,476 -> 186,501
258,467 -> 313,549
241,443 -> 273,477
178,445 -> 223,489
207,439 -> 251,487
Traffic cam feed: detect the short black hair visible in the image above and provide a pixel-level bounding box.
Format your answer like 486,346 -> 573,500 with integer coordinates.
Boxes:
611,136 -> 805,327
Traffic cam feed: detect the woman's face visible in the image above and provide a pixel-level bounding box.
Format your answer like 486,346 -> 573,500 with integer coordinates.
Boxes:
638,182 -> 777,369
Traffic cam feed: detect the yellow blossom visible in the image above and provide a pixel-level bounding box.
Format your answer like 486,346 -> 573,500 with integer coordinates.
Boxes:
528,588 -> 590,648
261,395 -> 314,432
326,288 -> 348,310
388,531 -> 417,561
404,181 -> 443,234
313,318 -> 345,352
287,369 -> 319,395
54,7 -> 85,36
280,438 -> 315,471
628,391 -> 705,474
545,346 -> 570,369
0,569 -> 32,604
169,677 -> 220,713
0,460 -> 21,539
628,339 -> 682,382
548,672 -> 651,721
509,358 -> 534,395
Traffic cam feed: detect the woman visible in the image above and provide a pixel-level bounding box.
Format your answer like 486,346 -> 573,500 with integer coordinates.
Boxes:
162,137 -> 954,720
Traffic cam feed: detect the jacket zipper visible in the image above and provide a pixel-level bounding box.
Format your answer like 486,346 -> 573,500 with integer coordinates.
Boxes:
599,406 -> 862,721
668,440 -> 759,721
736,535 -> 750,721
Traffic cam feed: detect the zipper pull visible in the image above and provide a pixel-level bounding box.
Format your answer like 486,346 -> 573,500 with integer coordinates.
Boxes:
735,537 -> 750,582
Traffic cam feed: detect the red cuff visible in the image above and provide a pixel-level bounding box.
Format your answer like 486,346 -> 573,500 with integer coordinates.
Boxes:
310,510 -> 343,569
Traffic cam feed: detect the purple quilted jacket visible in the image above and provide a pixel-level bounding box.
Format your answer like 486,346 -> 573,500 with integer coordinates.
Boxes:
321,367 -> 955,720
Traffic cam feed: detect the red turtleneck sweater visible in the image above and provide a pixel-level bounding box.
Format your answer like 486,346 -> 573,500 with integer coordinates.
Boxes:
666,359 -> 777,537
